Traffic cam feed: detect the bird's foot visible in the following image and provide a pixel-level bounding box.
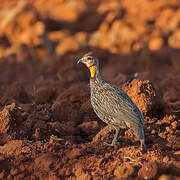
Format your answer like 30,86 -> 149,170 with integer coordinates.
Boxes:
103,128 -> 119,147
139,139 -> 147,153
140,139 -> 146,149
140,143 -> 146,150
103,142 -> 114,146
103,141 -> 119,146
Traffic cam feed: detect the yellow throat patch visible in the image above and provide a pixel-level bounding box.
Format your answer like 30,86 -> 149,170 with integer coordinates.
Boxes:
87,65 -> 96,78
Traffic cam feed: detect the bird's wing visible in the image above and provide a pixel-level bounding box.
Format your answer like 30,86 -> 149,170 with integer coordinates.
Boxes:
99,83 -> 144,126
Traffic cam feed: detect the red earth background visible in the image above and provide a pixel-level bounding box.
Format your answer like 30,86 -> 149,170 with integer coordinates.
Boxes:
0,0 -> 179,179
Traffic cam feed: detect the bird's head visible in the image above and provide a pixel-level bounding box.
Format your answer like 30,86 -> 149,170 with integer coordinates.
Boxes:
77,52 -> 98,78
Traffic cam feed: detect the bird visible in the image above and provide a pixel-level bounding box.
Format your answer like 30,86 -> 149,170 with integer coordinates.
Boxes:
77,52 -> 146,148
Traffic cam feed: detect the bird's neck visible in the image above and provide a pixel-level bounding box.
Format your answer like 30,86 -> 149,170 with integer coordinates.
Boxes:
88,65 -> 101,80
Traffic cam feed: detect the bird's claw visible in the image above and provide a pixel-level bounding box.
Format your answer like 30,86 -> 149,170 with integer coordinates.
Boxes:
103,141 -> 119,146
140,140 -> 146,150
103,142 -> 114,146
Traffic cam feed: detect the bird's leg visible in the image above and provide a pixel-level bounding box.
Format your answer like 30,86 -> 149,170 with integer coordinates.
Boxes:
104,127 -> 119,146
131,124 -> 146,149
140,139 -> 146,149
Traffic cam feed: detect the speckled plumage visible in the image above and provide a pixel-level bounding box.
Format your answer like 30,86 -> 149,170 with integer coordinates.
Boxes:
78,53 -> 145,148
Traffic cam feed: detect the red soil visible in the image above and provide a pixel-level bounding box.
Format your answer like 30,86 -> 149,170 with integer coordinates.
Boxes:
0,0 -> 179,179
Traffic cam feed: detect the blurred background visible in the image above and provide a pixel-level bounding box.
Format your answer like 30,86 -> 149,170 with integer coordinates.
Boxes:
0,0 -> 179,105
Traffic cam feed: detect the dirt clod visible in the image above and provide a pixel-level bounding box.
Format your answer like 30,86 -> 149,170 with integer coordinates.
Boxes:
121,79 -> 162,116
114,163 -> 136,178
0,103 -> 23,134
138,162 -> 159,179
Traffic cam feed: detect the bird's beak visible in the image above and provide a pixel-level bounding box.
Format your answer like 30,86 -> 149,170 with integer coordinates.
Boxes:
77,58 -> 83,64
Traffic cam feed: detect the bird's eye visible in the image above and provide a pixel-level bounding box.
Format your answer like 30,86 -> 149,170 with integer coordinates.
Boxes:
87,57 -> 92,60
